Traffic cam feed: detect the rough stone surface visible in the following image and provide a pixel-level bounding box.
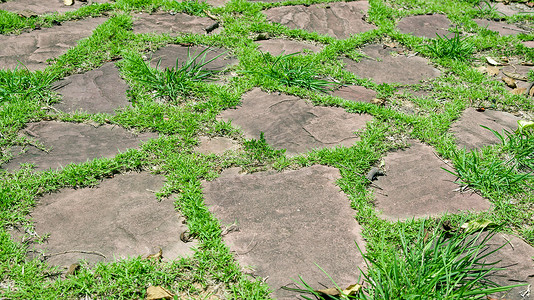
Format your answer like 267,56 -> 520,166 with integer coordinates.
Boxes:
344,44 -> 441,85
195,136 -> 240,155
219,88 -> 373,155
132,12 -> 217,35
0,17 -> 107,71
397,14 -> 452,38
52,62 -> 130,115
0,0 -> 110,16
523,40 -> 534,48
255,39 -> 323,56
2,121 -> 157,171
264,1 -> 376,40
475,19 -> 530,36
451,108 -> 520,150
478,1 -> 534,16
331,85 -> 377,103
373,141 -> 491,220
149,44 -> 237,72
203,165 -> 365,299
498,64 -> 533,92
24,172 -> 194,266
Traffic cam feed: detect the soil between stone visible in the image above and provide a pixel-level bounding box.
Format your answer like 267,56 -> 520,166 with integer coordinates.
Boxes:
202,165 -> 366,300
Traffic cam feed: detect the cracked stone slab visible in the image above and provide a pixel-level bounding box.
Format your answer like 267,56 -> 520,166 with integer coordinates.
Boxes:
19,172 -> 194,266
344,44 -> 441,85
195,136 -> 240,155
132,12 -> 218,35
330,85 -> 377,103
397,14 -> 453,38
475,19 -> 530,36
2,121 -> 157,171
255,39 -> 323,56
0,0 -> 110,16
264,1 -> 376,40
149,44 -> 237,72
219,88 -> 373,155
0,17 -> 106,71
203,165 -> 365,299
373,141 -> 491,220
52,62 -> 130,115
451,108 -> 520,150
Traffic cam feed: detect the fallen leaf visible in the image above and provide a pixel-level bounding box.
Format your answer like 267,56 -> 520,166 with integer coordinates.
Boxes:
518,120 -> 534,133
487,66 -> 500,76
146,286 -> 174,300
371,98 -> 386,106
475,66 -> 488,74
476,107 -> 486,112
502,71 -> 528,81
511,87 -> 526,95
63,0 -> 74,5
17,10 -> 37,18
527,2 -> 534,7
66,263 -> 80,277
316,288 -> 341,296
461,219 -> 496,232
342,284 -> 362,296
146,247 -> 163,261
486,57 -> 501,66
529,85 -> 534,97
502,76 -> 517,88
316,284 -> 362,298
384,42 -> 399,48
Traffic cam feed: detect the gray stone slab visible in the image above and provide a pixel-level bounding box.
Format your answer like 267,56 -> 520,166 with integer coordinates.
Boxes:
2,121 -> 157,171
475,19 -> 530,36
24,172 -> 194,266
264,1 -> 376,40
0,17 -> 107,71
255,39 -> 323,56
373,141 -> 491,220
149,44 -> 237,72
203,165 -> 366,299
344,44 -> 441,85
195,136 -> 240,155
331,85 -> 377,103
451,108 -> 520,150
397,14 -> 452,38
0,0 -> 110,16
52,62 -> 130,115
132,12 -> 217,35
219,88 -> 373,155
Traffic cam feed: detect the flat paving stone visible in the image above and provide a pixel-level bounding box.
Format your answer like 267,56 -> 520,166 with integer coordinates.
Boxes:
219,88 -> 373,155
478,1 -> 534,16
2,121 -> 157,171
522,40 -> 534,48
330,85 -> 377,103
195,136 -> 240,155
0,17 -> 106,71
52,62 -> 129,115
132,12 -> 218,35
475,19 -> 530,36
203,165 -> 365,299
24,172 -> 194,266
397,14 -> 452,38
255,39 -> 323,56
149,44 -> 237,72
344,44 -> 441,85
373,141 -> 491,220
0,0 -> 110,16
451,108 -> 520,150
264,1 -> 376,40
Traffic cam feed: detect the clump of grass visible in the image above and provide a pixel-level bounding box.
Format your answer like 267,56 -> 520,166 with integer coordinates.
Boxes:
425,31 -> 474,61
0,67 -> 57,102
122,47 -> 223,101
485,125 -> 534,172
243,132 -> 285,162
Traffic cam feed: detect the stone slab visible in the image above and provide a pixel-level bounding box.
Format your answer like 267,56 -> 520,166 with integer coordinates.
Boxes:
475,19 -> 530,36
132,12 -> 217,35
195,136 -> 240,155
0,0 -> 110,16
149,44 -> 237,72
203,165 -> 365,299
255,39 -> 323,56
373,141 -> 491,220
264,1 -> 376,40
344,44 -> 441,85
331,85 -> 377,103
52,62 -> 130,115
478,2 -> 534,16
397,14 -> 452,39
451,108 -> 520,150
219,88 -> 373,155
25,172 -> 194,266
0,17 -> 106,71
2,121 -> 157,171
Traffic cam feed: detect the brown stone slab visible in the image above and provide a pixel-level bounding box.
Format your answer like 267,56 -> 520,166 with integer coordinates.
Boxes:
255,39 -> 323,56
373,141 -> 491,220
132,12 -> 217,35
451,108 -> 520,150
0,17 -> 106,71
523,41 -> 534,48
202,165 -> 365,299
24,172 -> 194,266
397,14 -> 452,39
195,136 -> 240,155
478,2 -> 534,16
264,1 -> 376,40
331,85 -> 377,103
2,121 -> 157,171
52,62 -> 130,115
344,44 -> 441,85
149,44 -> 237,72
219,88 -> 373,155
475,19 -> 530,36
0,0 -> 110,16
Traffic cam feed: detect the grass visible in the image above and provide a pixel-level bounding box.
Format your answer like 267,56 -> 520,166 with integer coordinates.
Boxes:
0,0 -> 533,298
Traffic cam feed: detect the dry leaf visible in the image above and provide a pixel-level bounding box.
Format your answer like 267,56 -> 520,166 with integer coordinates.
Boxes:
475,66 -> 488,74
527,2 -> 534,7
66,263 -> 80,277
511,87 -> 526,95
146,247 -> 163,261
502,71 -> 527,81
486,57 -> 501,66
316,288 -> 341,296
63,0 -> 74,5
316,284 -> 362,298
146,286 -> 174,300
529,85 -> 534,97
502,76 -> 517,88
342,284 -> 362,296
384,42 -> 399,48
371,98 -> 386,106
487,66 -> 500,76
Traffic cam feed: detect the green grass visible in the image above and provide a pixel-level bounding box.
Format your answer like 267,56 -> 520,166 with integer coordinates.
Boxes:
0,0 -> 533,298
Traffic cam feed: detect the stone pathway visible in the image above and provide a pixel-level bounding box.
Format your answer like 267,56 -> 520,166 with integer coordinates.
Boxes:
1,0 -> 533,299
